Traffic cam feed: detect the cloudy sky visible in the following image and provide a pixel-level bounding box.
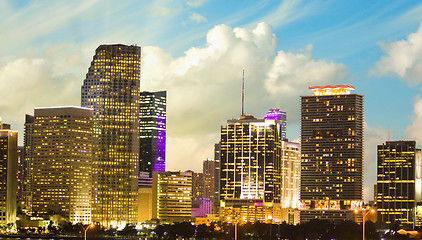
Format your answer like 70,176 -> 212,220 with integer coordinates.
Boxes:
1,0 -> 422,201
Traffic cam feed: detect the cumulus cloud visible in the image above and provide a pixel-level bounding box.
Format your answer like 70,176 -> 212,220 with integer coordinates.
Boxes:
363,123 -> 389,201
264,44 -> 348,96
370,22 -> 422,85
141,22 -> 348,171
189,13 -> 207,23
0,58 -> 80,127
405,97 -> 422,142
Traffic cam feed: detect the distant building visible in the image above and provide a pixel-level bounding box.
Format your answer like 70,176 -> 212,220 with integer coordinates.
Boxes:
190,171 -> 204,200
203,159 -> 216,208
30,106 -> 93,224
139,91 -> 166,186
377,141 -> 422,226
0,121 -> 18,228
219,109 -> 297,223
300,85 -> 363,222
17,146 -> 24,202
81,44 -> 141,226
192,198 -> 212,218
152,171 -> 192,223
213,143 -> 221,214
23,114 -> 34,213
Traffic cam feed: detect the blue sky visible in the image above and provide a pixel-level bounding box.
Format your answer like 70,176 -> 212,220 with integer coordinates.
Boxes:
1,0 -> 422,201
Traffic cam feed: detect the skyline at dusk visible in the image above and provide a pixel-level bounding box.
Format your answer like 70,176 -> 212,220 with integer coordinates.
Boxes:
2,1 -> 422,202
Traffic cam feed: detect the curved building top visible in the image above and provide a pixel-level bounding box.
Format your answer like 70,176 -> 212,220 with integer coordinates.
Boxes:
309,85 -> 355,96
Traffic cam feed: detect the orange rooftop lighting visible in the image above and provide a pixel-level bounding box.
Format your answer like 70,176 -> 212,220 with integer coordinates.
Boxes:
309,85 -> 355,96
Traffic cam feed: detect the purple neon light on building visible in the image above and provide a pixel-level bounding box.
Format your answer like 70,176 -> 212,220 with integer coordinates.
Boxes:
139,91 -> 166,184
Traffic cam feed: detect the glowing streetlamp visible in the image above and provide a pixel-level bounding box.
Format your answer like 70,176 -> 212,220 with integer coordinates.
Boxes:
227,216 -> 247,240
355,208 -> 375,240
82,223 -> 95,240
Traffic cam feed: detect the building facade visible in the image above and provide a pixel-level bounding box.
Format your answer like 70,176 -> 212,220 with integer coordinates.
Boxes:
219,109 -> 297,223
30,107 -> 93,224
81,44 -> 141,226
203,159 -> 216,205
139,91 -> 166,182
152,171 -> 192,223
300,85 -> 363,222
0,123 -> 18,228
23,114 -> 34,213
377,141 -> 422,226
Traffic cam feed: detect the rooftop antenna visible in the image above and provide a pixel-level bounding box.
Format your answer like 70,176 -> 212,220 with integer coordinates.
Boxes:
242,68 -> 245,116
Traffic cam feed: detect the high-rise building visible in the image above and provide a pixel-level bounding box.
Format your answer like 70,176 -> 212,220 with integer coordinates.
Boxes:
300,85 -> 363,222
81,44 -> 141,227
219,109 -> 296,223
0,122 -> 18,227
152,171 -> 192,223
377,141 -> 422,226
17,146 -> 24,203
23,114 -> 34,213
203,158 -> 216,203
213,143 -> 221,215
139,91 -> 166,182
30,107 -> 93,224
190,171 -> 204,200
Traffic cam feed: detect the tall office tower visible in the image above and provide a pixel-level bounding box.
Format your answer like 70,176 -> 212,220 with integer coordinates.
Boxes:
139,91 -> 166,181
203,158 -> 216,202
0,123 -> 18,227
17,146 -> 24,202
219,109 -> 294,222
213,143 -> 221,214
190,171 -> 204,200
30,107 -> 93,224
81,44 -> 141,226
152,171 -> 192,223
300,85 -> 363,222
23,114 -> 34,213
377,141 -> 422,226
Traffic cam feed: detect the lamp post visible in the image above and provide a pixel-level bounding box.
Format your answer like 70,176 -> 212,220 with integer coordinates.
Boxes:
82,223 -> 95,240
355,208 -> 375,240
227,216 -> 246,240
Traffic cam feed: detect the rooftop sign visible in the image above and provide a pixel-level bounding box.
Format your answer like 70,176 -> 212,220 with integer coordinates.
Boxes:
309,85 -> 355,96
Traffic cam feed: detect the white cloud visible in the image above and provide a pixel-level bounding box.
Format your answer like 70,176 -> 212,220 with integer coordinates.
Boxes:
371,22 -> 422,85
141,22 -> 348,171
189,13 -> 207,23
264,44 -> 348,97
363,123 -> 389,202
186,0 -> 206,7
0,58 -> 80,129
405,97 -> 422,142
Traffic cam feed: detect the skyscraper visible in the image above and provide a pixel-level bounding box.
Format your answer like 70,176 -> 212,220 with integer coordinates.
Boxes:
377,141 -> 422,226
219,109 -> 296,222
203,158 -> 216,203
23,114 -> 34,213
139,91 -> 166,180
300,85 -> 363,222
30,107 -> 93,224
81,44 -> 141,227
0,121 -> 17,228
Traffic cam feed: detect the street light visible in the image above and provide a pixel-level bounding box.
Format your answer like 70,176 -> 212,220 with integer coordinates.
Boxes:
82,223 -> 95,240
227,216 -> 247,240
355,208 -> 375,240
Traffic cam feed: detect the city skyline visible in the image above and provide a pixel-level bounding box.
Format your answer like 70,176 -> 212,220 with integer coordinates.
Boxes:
2,1 -> 422,202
